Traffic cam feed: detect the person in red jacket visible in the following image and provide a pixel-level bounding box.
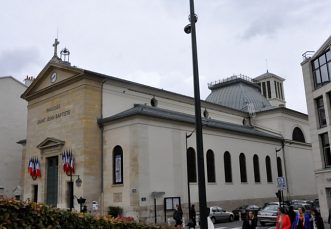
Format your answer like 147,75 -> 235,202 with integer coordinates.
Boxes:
276,207 -> 291,229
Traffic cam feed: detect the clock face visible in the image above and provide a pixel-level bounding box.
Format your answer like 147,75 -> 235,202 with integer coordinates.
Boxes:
50,72 -> 57,83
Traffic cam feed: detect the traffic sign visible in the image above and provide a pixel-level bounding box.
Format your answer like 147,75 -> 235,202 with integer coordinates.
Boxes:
277,177 -> 286,190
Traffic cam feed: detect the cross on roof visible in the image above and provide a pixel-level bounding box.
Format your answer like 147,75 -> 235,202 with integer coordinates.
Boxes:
53,38 -> 60,57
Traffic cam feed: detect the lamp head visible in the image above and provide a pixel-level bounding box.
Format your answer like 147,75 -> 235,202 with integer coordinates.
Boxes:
184,24 -> 191,34
188,14 -> 198,23
76,177 -> 82,187
77,197 -> 86,204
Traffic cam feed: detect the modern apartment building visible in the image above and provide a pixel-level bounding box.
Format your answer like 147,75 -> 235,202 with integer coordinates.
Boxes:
302,35 -> 331,221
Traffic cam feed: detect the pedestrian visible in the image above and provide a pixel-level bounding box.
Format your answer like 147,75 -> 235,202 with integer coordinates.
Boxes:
293,208 -> 310,229
311,209 -> 324,229
188,204 -> 196,228
288,206 -> 297,229
276,207 -> 291,229
82,205 -> 87,213
242,211 -> 257,229
173,204 -> 183,228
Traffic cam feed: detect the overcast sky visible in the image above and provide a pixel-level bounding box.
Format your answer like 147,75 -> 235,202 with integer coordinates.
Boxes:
1,0 -> 331,113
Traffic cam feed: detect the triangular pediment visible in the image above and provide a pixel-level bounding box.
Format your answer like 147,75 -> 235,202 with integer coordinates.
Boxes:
21,60 -> 84,101
37,137 -> 65,149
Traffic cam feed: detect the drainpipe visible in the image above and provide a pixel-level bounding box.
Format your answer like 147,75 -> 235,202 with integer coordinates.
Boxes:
281,140 -> 290,199
99,79 -> 107,214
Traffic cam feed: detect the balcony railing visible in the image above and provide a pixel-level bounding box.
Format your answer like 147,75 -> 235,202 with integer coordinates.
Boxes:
302,51 -> 315,60
208,74 -> 256,88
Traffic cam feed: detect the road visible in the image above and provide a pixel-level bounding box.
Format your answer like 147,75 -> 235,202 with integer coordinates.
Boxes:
193,220 -> 330,229
191,219 -> 275,229
213,220 -> 274,229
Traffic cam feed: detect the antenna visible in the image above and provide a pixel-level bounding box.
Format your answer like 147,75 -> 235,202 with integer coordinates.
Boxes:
265,58 -> 269,73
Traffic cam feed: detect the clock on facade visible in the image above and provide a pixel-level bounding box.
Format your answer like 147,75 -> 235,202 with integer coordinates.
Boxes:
50,72 -> 57,83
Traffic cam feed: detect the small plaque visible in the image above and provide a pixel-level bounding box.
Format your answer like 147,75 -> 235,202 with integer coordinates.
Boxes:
113,192 -> 122,203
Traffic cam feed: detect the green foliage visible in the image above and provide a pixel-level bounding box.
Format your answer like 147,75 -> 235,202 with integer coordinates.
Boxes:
107,206 -> 123,217
0,198 -> 171,229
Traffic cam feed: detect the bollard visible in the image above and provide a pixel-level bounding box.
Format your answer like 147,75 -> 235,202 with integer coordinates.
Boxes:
239,212 -> 242,221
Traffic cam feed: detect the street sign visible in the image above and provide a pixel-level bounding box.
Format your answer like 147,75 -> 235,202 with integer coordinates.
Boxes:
277,177 -> 286,190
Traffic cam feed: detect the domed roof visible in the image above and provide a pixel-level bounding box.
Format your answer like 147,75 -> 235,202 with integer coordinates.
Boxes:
206,75 -> 272,112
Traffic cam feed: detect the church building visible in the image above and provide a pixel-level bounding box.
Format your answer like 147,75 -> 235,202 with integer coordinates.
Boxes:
21,40 -> 316,223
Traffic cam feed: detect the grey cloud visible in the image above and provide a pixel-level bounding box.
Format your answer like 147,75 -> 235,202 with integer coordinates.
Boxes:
241,16 -> 284,39
0,47 -> 41,76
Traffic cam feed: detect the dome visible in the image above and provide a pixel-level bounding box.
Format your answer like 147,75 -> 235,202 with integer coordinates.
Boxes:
206,75 -> 272,112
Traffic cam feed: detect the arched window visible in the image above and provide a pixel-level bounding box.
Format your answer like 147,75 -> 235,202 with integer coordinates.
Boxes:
187,147 -> 197,182
207,150 -> 216,183
265,156 -> 273,182
292,127 -> 306,143
239,153 -> 247,183
277,157 -> 283,177
253,155 -> 260,183
224,151 -> 232,183
113,145 -> 123,184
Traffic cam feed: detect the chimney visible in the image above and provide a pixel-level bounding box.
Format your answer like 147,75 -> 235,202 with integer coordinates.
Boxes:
24,75 -> 34,87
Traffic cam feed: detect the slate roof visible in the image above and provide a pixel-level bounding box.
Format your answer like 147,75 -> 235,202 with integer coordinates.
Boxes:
98,104 -> 282,141
206,78 -> 272,112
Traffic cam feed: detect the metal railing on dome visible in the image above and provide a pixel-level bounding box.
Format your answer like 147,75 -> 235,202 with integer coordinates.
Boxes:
208,74 -> 257,88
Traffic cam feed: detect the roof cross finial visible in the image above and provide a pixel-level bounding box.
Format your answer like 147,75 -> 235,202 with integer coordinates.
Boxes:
53,38 -> 60,57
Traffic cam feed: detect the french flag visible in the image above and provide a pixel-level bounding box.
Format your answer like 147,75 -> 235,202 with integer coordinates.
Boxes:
62,150 -> 69,173
28,158 -> 33,175
70,151 -> 75,174
35,159 -> 41,177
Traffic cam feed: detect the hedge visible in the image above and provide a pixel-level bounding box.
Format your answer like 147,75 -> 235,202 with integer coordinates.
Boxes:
0,198 -> 174,229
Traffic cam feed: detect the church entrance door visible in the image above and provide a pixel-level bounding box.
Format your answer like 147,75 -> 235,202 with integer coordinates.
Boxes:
46,156 -> 58,206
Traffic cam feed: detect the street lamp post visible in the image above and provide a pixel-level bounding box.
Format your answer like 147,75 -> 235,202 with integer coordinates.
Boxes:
184,1 -> 208,228
67,172 -> 82,211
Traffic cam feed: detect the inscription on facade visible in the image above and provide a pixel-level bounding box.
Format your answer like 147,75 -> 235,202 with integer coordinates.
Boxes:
37,104 -> 71,124
46,104 -> 60,112
113,192 -> 122,203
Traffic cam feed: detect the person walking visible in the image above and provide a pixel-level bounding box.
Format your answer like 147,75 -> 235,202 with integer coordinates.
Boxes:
276,207 -> 291,229
173,204 -> 183,228
188,204 -> 196,229
242,211 -> 257,229
293,208 -> 310,229
288,206 -> 297,229
311,209 -> 324,229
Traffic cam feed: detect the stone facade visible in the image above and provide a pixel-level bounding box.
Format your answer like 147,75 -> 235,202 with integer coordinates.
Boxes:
21,54 -> 317,223
22,63 -> 102,211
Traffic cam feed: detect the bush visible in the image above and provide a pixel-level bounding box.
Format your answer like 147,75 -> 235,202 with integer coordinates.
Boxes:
0,198 -> 172,229
108,206 -> 123,217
